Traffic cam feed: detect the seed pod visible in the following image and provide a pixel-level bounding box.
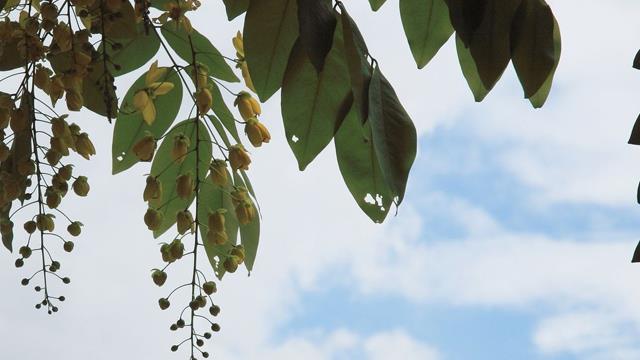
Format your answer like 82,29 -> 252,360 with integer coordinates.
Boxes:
223,256 -> 238,273
209,305 -> 220,316
158,298 -> 170,310
176,210 -> 194,234
63,241 -> 74,252
171,134 -> 190,164
143,176 -> 162,202
24,220 -> 37,234
202,281 -> 217,295
151,270 -> 167,286
19,246 -> 32,259
46,191 -> 62,209
58,165 -> 73,181
209,159 -> 228,186
169,239 -> 184,260
160,243 -> 173,263
132,134 -> 156,162
228,145 -> 251,171
73,176 -> 90,196
196,295 -> 207,308
144,208 -> 163,231
176,173 -> 193,199
67,221 -> 82,236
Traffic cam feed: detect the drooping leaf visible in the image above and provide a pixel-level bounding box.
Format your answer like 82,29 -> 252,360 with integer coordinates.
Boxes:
444,0 -> 486,45
0,22 -> 22,71
282,23 -> 352,170
104,0 -> 137,39
367,66 -> 417,205
222,0 -> 250,20
528,17 -> 561,108
102,23 -> 160,77
161,21 -> 239,83
112,68 -> 183,174
297,0 -> 336,72
207,114 -> 233,148
456,36 -> 489,102
149,119 -> 212,238
338,3 -> 372,122
634,50 -> 640,70
149,0 -> 171,10
335,105 -> 393,223
199,170 -> 239,280
0,203 -> 12,252
243,0 -> 298,101
400,0 -> 454,69
233,172 -> 260,272
369,0 -> 387,11
511,0 -> 556,98
632,240 -> 640,263
466,0 -> 522,90
209,81 -> 241,143
628,114 -> 640,146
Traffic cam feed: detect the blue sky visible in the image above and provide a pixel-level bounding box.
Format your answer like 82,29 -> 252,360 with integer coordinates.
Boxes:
2,0 -> 640,359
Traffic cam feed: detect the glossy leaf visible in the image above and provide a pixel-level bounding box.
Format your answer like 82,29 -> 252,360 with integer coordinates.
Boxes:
161,21 -> 239,83
367,66 -> 417,205
528,17 -> 561,108
282,22 -> 352,170
243,0 -> 298,101
112,68 -> 183,174
103,24 -> 160,77
511,0 -> 556,98
369,0 -> 387,11
233,172 -> 260,272
297,0 -> 336,72
456,36 -> 489,102
400,0 -> 454,69
149,120 -> 212,238
222,0 -> 250,20
338,3 -> 372,122
335,105 -> 392,223
199,170 -> 239,280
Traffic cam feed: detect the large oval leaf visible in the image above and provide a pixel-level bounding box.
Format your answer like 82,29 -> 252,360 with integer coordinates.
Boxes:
511,0 -> 556,98
243,0 -> 298,101
161,22 -> 239,83
233,172 -> 260,272
103,24 -> 160,77
367,66 -> 417,205
297,0 -> 336,72
222,0 -> 249,20
369,0 -> 387,11
112,68 -> 183,174
282,22 -> 351,170
400,0 -> 454,69
528,17 -> 561,108
456,35 -> 489,102
335,105 -> 392,223
149,119 -> 212,238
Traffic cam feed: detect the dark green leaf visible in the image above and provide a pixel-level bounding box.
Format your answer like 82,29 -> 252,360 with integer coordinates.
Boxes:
444,0 -> 486,45
632,240 -> 640,263
282,23 -> 352,170
528,17 -> 561,108
112,68 -> 183,174
233,172 -> 260,272
103,24 -> 160,77
634,50 -> 640,70
222,0 -> 249,20
161,22 -> 239,83
338,3 -> 372,122
335,104 -> 392,223
149,0 -> 171,10
207,114 -> 233,148
456,35 -> 489,102
297,0 -> 336,72
628,114 -> 640,146
511,0 -> 556,98
369,0 -> 387,11
199,170 -> 239,280
1,203 -> 12,252
400,0 -> 454,69
150,119 -> 212,238
243,0 -> 298,101
209,81 -> 241,143
83,57 -> 118,118
105,1 -> 137,40
367,66 -> 417,205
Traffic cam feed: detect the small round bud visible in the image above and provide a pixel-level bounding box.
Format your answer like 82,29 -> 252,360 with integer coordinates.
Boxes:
170,345 -> 178,352
59,296 -> 65,302
63,241 -> 74,253
62,277 -> 70,284
152,270 -> 167,287
196,339 -> 204,347
202,281 -> 216,295
158,298 -> 170,310
52,306 -> 58,313
15,258 -> 24,268
170,324 -> 178,331
21,278 -> 29,286
223,256 -> 238,273
72,176 -> 90,196
23,220 -> 37,234
176,319 -> 185,328
67,222 -> 82,236
209,305 -> 220,316
35,304 -> 41,309
211,323 -> 220,332
203,352 -> 209,358
35,286 -> 41,292
19,246 -> 32,259
204,332 -> 211,339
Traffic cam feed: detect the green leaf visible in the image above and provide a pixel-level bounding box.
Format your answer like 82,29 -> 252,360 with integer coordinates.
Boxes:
369,0 -> 387,11
149,119 -> 212,238
209,81 -> 241,143
104,1 -> 137,39
282,22 -> 352,170
233,172 -> 260,272
400,0 -> 454,69
112,68 -> 183,174
1,203 -> 13,252
456,35 -> 489,102
338,3 -> 372,122
634,50 -> 640,70
222,0 -> 249,20
528,17 -> 561,108
0,22 -> 22,71
335,105 -> 392,223
161,22 -> 239,83
443,0 -> 486,45
102,24 -> 160,77
149,0 -> 171,10
297,0 -> 336,72
629,114 -> 640,146
511,0 -> 556,98
367,66 -> 417,205
243,0 -> 299,101
207,114 -> 233,149
199,170 -> 239,280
